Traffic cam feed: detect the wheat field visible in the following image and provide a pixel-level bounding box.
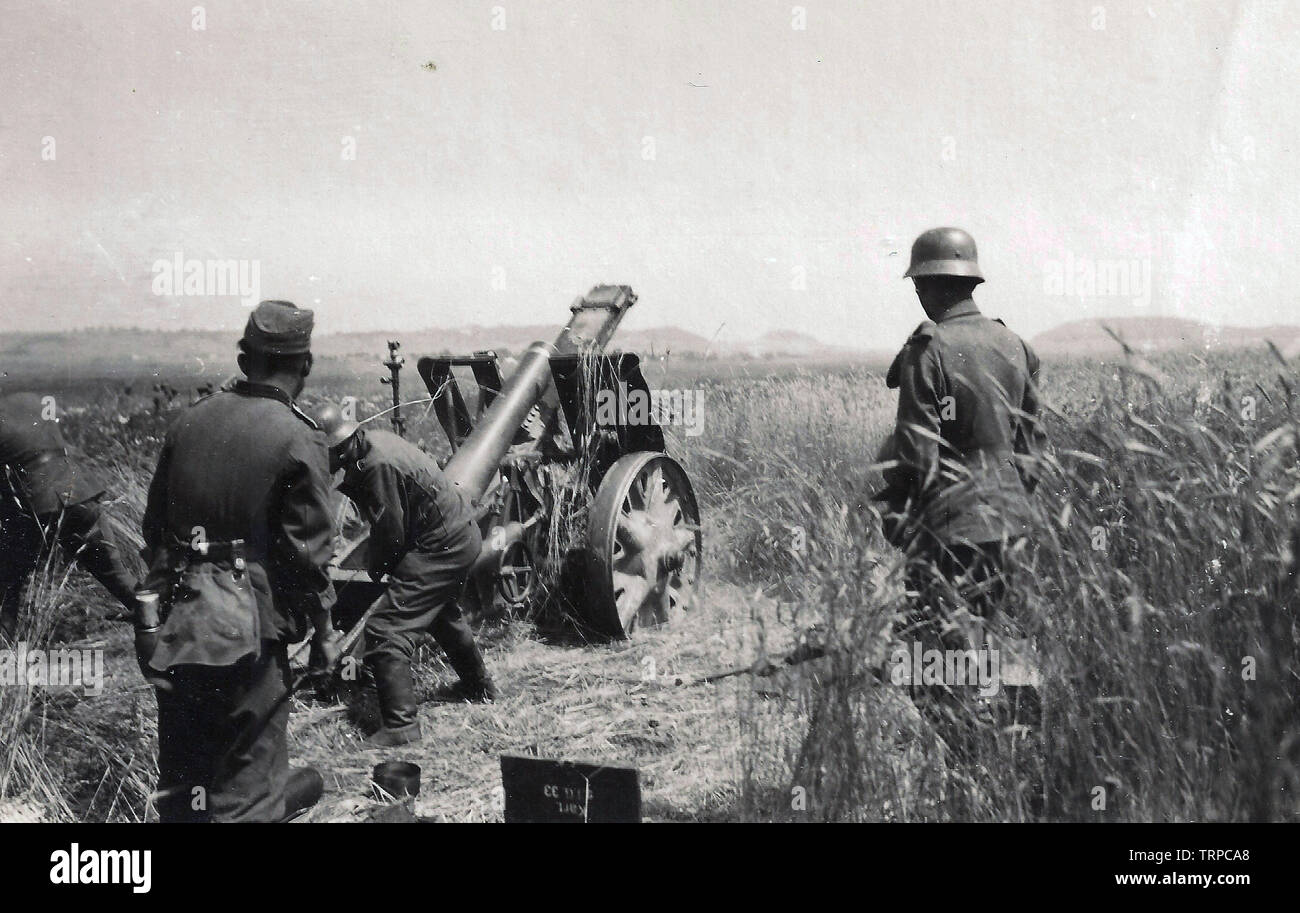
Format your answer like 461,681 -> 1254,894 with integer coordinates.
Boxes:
2,344 -> 1297,822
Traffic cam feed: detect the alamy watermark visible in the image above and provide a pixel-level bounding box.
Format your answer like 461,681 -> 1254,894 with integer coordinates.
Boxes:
49,844 -> 151,893
888,642 -> 1023,697
0,642 -> 104,696
594,383 -> 705,437
1042,249 -> 1151,308
151,252 -> 261,306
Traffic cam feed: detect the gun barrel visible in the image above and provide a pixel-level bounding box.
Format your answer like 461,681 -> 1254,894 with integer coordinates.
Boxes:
442,340 -> 554,501
440,285 -> 637,505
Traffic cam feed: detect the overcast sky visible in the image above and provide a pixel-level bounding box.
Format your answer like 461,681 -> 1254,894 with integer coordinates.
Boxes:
0,0 -> 1294,348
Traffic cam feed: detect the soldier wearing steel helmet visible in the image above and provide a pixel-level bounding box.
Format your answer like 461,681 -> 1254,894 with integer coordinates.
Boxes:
0,392 -> 141,641
874,228 -> 1046,641
314,403 -> 492,748
139,300 -> 340,822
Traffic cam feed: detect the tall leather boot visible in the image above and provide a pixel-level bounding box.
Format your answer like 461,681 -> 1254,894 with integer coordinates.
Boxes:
365,655 -> 423,747
430,609 -> 497,703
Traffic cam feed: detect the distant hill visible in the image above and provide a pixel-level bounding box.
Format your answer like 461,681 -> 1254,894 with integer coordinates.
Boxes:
0,323 -> 866,380
6,317 -> 1291,382
1032,317 -> 1300,356
312,324 -> 721,359
725,329 -> 865,359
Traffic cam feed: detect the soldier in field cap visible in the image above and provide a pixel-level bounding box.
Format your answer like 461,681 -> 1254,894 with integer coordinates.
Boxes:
139,299 -> 340,822
241,299 -> 315,355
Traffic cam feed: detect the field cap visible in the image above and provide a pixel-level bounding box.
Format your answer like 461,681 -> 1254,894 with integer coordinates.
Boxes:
242,300 -> 315,355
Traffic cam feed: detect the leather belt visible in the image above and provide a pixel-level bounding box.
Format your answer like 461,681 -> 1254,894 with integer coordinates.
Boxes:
180,537 -> 249,570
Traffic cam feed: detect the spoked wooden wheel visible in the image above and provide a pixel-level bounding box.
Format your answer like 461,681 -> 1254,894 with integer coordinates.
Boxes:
496,539 -> 535,607
494,468 -> 538,608
585,452 -> 702,639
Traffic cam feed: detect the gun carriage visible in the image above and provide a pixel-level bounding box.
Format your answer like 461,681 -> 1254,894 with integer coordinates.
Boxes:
329,285 -> 701,639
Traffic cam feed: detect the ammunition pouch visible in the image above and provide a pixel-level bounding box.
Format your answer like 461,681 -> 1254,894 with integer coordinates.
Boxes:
148,539 -> 262,671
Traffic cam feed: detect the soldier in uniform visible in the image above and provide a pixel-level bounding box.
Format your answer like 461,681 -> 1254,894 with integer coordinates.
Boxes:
315,404 -> 494,748
140,300 -> 340,822
874,227 -> 1046,644
1,392 -> 140,640
873,229 -> 1048,801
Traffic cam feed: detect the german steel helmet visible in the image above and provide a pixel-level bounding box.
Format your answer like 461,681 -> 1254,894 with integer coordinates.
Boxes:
313,402 -> 359,449
903,227 -> 984,283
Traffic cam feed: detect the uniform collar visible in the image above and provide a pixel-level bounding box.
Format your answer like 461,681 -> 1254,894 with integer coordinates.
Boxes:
937,298 -> 981,322
232,379 -> 295,407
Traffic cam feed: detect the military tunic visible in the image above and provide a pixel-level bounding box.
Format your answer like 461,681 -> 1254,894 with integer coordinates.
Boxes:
337,428 -> 481,670
877,300 -> 1045,636
339,429 -> 476,580
0,392 -> 105,514
141,380 -> 336,822
880,299 -> 1044,550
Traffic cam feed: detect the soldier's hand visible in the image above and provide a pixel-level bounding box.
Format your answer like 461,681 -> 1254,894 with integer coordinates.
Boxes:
309,627 -> 343,675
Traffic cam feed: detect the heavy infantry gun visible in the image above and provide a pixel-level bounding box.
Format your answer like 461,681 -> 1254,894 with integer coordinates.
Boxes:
329,285 -> 701,639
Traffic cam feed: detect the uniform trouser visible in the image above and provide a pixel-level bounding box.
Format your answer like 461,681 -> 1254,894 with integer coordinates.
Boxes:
0,508 -> 43,639
0,499 -> 139,640
154,640 -> 291,823
899,540 -> 1042,811
364,530 -> 482,667
901,541 -> 1010,649
363,532 -> 484,728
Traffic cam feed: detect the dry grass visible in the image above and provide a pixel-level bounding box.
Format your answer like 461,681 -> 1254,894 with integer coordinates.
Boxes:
3,346 -> 1298,822
688,348 -> 1300,821
293,582 -> 793,822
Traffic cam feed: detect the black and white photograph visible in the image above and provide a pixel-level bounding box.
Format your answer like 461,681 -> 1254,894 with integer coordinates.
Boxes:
0,0 -> 1289,883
